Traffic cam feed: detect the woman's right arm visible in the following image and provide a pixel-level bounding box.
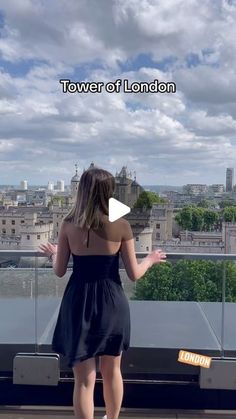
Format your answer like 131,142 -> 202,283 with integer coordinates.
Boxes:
120,220 -> 166,282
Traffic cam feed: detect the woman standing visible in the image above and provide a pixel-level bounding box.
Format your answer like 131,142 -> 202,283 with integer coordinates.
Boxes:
39,167 -> 166,419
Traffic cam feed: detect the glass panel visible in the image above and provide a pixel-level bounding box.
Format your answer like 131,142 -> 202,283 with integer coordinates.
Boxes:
0,253 -> 38,372
121,253 -> 225,369
1,251 -> 234,375
223,260 -> 236,358
36,259 -> 72,349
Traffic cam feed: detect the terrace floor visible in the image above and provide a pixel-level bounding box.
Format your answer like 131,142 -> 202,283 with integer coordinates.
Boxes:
1,407 -> 236,419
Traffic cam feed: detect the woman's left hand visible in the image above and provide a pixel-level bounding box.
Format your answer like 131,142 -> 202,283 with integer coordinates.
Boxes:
38,242 -> 58,258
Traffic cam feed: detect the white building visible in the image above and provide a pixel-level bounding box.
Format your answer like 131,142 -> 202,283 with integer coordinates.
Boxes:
183,184 -> 208,195
134,227 -> 153,253
20,180 -> 28,190
47,181 -> 54,191
56,180 -> 65,192
210,184 -> 225,194
20,212 -> 53,250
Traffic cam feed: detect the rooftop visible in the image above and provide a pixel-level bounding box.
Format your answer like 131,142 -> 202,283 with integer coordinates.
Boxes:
1,250 -> 236,415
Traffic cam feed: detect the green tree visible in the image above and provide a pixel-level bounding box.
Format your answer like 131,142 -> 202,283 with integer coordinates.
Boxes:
175,206 -> 193,230
197,199 -> 211,208
192,207 -> 204,231
131,262 -> 175,300
203,210 -> 219,231
176,206 -> 219,232
131,260 -> 234,302
219,200 -> 236,209
134,191 -> 166,209
222,207 -> 236,222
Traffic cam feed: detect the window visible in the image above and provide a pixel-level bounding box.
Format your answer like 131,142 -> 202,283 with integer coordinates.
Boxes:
136,236 -> 139,241
146,246 -> 149,251
2,229 -> 6,234
56,222 -> 58,227
21,220 -> 24,224
27,235 -> 30,240
156,232 -> 160,239
37,234 -> 40,239
11,220 -> 15,225
11,229 -> 15,234
2,220 -> 6,225
156,223 -> 160,229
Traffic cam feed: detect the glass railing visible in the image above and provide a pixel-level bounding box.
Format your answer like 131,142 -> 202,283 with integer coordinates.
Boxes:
0,250 -> 236,384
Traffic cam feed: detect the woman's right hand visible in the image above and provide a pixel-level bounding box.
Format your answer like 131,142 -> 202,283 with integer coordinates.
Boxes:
146,249 -> 167,267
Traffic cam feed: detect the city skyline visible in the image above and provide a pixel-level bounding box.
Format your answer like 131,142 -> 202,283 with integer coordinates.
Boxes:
0,1 -> 236,185
0,164 -> 236,188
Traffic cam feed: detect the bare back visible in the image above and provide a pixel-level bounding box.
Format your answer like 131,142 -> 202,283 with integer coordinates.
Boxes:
65,216 -> 131,256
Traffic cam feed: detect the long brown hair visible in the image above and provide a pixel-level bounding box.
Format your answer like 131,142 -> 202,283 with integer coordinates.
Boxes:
63,167 -> 115,229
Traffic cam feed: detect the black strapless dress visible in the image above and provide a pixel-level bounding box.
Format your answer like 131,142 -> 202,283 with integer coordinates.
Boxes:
51,252 -> 131,368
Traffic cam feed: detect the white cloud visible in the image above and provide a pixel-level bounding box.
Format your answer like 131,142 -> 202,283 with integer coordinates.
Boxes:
0,0 -> 236,184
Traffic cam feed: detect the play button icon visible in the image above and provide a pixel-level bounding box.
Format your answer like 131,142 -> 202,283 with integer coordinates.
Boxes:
108,198 -> 131,222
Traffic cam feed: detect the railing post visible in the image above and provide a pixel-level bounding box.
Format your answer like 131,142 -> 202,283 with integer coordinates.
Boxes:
221,261 -> 226,358
34,253 -> 39,354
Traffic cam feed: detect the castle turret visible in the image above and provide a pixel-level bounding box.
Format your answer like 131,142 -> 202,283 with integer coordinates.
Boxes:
71,163 -> 80,198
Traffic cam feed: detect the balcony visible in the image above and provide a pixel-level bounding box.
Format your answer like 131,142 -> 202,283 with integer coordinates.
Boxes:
0,250 -> 236,418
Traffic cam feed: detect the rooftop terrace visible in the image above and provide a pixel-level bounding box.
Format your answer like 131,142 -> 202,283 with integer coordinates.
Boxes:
1,251 -> 236,417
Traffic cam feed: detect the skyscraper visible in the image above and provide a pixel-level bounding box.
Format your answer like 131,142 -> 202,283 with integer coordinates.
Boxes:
47,181 -> 54,191
226,168 -> 234,192
56,180 -> 65,192
20,180 -> 28,190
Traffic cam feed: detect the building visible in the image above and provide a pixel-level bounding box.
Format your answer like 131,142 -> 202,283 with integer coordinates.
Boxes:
71,163 -> 80,198
179,231 -> 223,246
47,181 -> 54,191
226,168 -> 234,192
0,207 -> 53,251
26,189 -> 51,206
151,204 -> 173,242
134,227 -> 153,253
210,184 -> 225,194
114,166 -> 141,207
56,180 -> 65,192
183,184 -> 208,195
222,222 -> 236,253
126,204 -> 174,249
20,212 -> 53,250
52,202 -> 72,240
20,180 -> 28,190
0,207 -> 52,235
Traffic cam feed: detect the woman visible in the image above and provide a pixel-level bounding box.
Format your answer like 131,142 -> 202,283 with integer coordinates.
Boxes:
39,166 -> 166,419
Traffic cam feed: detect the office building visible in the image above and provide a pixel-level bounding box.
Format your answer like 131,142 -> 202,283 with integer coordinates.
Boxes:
47,181 -> 54,191
56,180 -> 65,192
20,180 -> 28,190
226,168 -> 234,192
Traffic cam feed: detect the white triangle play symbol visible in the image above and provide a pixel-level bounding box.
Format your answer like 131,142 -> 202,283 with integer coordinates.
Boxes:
108,198 -> 131,222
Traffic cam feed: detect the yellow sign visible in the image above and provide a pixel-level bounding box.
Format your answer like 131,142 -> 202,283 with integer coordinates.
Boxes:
178,350 -> 212,369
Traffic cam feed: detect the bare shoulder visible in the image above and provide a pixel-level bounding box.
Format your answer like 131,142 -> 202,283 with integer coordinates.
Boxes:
114,218 -> 133,240
111,217 -> 130,230
117,218 -> 130,228
61,220 -> 74,233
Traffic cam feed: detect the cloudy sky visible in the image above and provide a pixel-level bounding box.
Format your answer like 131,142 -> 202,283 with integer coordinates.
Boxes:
0,0 -> 236,186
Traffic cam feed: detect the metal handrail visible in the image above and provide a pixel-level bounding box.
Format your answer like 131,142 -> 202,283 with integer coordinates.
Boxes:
0,249 -> 236,260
